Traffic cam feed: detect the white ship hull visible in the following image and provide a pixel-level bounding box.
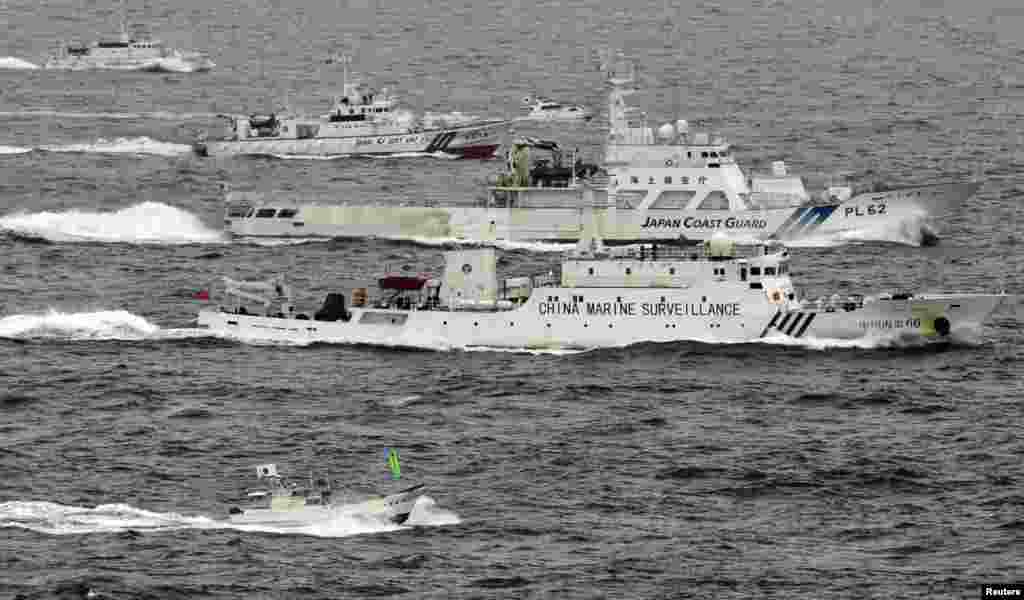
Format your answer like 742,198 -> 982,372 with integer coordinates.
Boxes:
198,288 -> 1005,350
223,182 -> 974,243
197,121 -> 506,159
228,485 -> 423,526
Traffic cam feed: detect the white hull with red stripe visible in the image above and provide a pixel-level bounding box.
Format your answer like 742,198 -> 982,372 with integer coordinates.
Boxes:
197,121 -> 506,159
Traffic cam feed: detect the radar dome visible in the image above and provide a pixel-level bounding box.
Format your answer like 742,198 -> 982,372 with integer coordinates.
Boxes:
657,123 -> 675,139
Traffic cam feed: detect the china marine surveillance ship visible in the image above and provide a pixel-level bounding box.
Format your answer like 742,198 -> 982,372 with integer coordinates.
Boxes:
43,4 -> 214,72
195,236 -> 1007,350
221,57 -> 976,244
228,463 -> 424,526
194,54 -> 508,158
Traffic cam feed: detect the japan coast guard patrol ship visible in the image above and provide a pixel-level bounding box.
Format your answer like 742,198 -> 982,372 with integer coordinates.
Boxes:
220,58 -> 976,244
195,237 -> 1008,350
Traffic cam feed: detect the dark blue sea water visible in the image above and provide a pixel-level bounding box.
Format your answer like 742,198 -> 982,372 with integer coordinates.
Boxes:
1,0 -> 1022,598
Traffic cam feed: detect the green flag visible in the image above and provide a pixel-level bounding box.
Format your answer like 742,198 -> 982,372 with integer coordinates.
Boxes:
387,448 -> 401,480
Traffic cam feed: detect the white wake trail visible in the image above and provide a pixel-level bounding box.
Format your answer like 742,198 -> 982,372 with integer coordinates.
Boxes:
0,202 -> 225,244
0,497 -> 458,538
0,56 -> 39,69
0,310 -> 207,342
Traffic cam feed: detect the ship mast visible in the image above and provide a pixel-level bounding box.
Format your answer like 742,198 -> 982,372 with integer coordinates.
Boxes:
118,0 -> 129,42
327,52 -> 352,110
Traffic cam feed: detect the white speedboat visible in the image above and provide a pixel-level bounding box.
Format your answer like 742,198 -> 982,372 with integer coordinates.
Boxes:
520,96 -> 593,122
196,237 -> 1008,350
221,57 -> 976,244
228,463 -> 424,526
195,54 -> 509,158
43,3 -> 213,72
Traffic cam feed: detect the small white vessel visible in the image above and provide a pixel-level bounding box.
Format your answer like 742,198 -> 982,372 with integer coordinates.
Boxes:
228,463 -> 424,526
520,96 -> 593,122
195,238 -> 1008,350
43,3 -> 214,72
195,54 -> 509,158
221,57 -> 976,244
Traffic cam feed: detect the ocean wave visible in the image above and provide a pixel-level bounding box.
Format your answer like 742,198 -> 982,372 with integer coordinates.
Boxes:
0,56 -> 39,70
783,216 -> 934,248
0,310 -> 206,341
0,496 -> 457,538
38,136 -> 192,156
0,202 -> 225,244
0,145 -> 32,155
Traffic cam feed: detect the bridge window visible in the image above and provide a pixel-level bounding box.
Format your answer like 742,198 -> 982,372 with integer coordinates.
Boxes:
764,267 -> 776,275
616,191 -> 644,209
255,208 -> 277,218
750,267 -> 761,276
650,190 -> 696,209
664,176 -> 672,184
277,209 -> 297,218
701,152 -> 709,158
630,176 -> 639,184
740,267 -> 747,281
696,191 -> 729,210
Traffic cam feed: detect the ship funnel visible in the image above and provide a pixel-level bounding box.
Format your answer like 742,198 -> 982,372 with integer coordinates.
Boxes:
771,161 -> 788,177
675,119 -> 688,135
657,123 -> 675,140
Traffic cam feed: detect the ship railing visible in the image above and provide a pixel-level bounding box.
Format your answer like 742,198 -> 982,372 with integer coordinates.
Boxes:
745,192 -> 808,209
592,241 -> 779,262
802,294 -> 865,313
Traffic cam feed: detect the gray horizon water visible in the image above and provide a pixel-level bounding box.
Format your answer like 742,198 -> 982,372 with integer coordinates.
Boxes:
1,0 -> 1023,598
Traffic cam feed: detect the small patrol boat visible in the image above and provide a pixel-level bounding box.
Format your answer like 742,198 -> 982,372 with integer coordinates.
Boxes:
195,54 -> 509,158
220,56 -> 976,244
43,3 -> 213,72
520,96 -> 594,122
195,237 -> 1008,349
228,463 -> 424,526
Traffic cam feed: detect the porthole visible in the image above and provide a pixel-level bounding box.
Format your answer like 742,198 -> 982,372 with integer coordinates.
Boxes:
702,296 -> 707,302
461,263 -> 472,274
669,268 -> 676,275
625,268 -> 632,275
588,268 -> 595,275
